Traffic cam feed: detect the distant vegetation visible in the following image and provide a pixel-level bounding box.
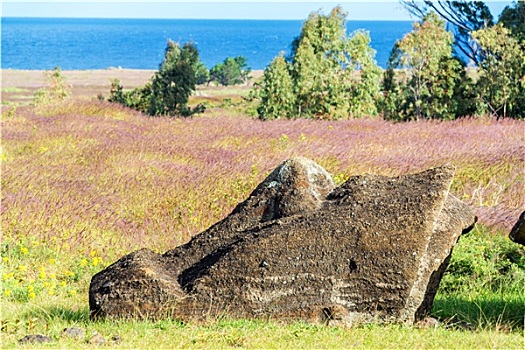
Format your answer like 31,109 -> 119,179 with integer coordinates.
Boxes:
251,4 -> 525,120
104,3 -> 524,120
209,56 -> 251,86
109,40 -> 206,117
252,6 -> 382,120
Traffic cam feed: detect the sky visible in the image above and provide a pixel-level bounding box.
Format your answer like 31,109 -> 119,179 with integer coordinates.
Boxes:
1,1 -> 512,21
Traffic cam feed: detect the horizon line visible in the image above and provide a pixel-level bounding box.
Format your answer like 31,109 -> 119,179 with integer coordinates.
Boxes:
2,15 -> 414,21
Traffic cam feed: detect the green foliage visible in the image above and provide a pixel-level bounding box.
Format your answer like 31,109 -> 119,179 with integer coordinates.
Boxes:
148,41 -> 205,117
33,66 -> 71,107
108,79 -> 152,114
382,13 -> 476,121
109,40 -> 206,117
400,1 -> 494,65
209,56 -> 251,86
473,24 -> 525,119
435,226 -> 525,330
498,1 -> 525,41
194,60 -> 210,85
253,53 -> 296,120
253,6 -> 382,120
440,227 -> 525,295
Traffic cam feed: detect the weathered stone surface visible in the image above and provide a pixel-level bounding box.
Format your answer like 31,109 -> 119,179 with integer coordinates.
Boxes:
62,327 -> 86,339
509,210 -> 525,245
89,158 -> 476,326
18,334 -> 54,344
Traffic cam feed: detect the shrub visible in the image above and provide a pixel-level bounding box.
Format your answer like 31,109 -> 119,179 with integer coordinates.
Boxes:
109,40 -> 206,117
209,56 -> 251,86
33,66 -> 71,107
252,54 -> 296,120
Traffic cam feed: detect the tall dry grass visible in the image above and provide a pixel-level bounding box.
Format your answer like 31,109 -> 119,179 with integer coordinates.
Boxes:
2,101 -> 524,261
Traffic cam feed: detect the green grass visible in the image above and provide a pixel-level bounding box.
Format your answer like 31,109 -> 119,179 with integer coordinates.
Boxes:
2,226 -> 523,348
1,307 -> 523,349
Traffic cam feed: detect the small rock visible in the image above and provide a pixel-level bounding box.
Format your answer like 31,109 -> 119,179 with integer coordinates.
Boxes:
62,327 -> 86,339
111,335 -> 122,344
415,317 -> 439,329
18,334 -> 53,344
88,332 -> 106,345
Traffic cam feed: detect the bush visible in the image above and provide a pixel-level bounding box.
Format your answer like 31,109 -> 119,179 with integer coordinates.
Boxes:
252,54 -> 296,120
109,40 -> 206,117
33,66 -> 71,107
209,56 -> 251,86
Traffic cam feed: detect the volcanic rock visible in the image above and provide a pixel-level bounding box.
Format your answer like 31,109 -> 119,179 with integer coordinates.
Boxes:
18,334 -> 53,344
89,158 -> 476,326
509,210 -> 525,245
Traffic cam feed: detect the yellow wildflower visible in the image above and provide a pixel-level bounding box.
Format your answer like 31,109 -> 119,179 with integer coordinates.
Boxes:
28,292 -> 36,299
27,285 -> 34,292
69,289 -> 77,296
92,257 -> 102,267
90,250 -> 97,257
60,281 -> 67,287
48,289 -> 55,296
4,289 -> 11,297
2,273 -> 10,281
80,259 -> 88,267
39,271 -> 46,279
20,246 -> 29,255
2,256 -> 8,263
18,265 -> 27,272
49,258 -> 56,264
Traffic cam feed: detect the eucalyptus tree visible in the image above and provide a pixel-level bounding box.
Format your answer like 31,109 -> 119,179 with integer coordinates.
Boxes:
473,24 -> 525,119
254,6 -> 382,120
383,12 -> 475,120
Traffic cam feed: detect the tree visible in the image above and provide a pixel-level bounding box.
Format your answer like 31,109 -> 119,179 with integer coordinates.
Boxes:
383,12 -> 475,121
253,53 -> 296,120
254,6 -> 382,120
109,40 -> 205,117
291,6 -> 382,119
473,24 -> 525,119
400,1 -> 494,65
498,1 -> 525,41
209,56 -> 251,86
148,40 -> 203,116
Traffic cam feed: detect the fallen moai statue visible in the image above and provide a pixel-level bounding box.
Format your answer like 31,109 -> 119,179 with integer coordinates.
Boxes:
89,158 -> 476,326
510,211 -> 525,245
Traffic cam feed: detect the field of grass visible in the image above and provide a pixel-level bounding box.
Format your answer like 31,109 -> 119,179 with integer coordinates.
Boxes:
1,80 -> 524,348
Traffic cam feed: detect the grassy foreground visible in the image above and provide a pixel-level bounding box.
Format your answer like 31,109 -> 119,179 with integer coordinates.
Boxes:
1,98 -> 524,348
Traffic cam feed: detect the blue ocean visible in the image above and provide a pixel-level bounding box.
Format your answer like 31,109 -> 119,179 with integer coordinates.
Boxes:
1,17 -> 412,70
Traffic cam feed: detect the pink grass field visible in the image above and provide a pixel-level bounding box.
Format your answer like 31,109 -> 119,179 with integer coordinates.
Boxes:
2,101 -> 524,260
